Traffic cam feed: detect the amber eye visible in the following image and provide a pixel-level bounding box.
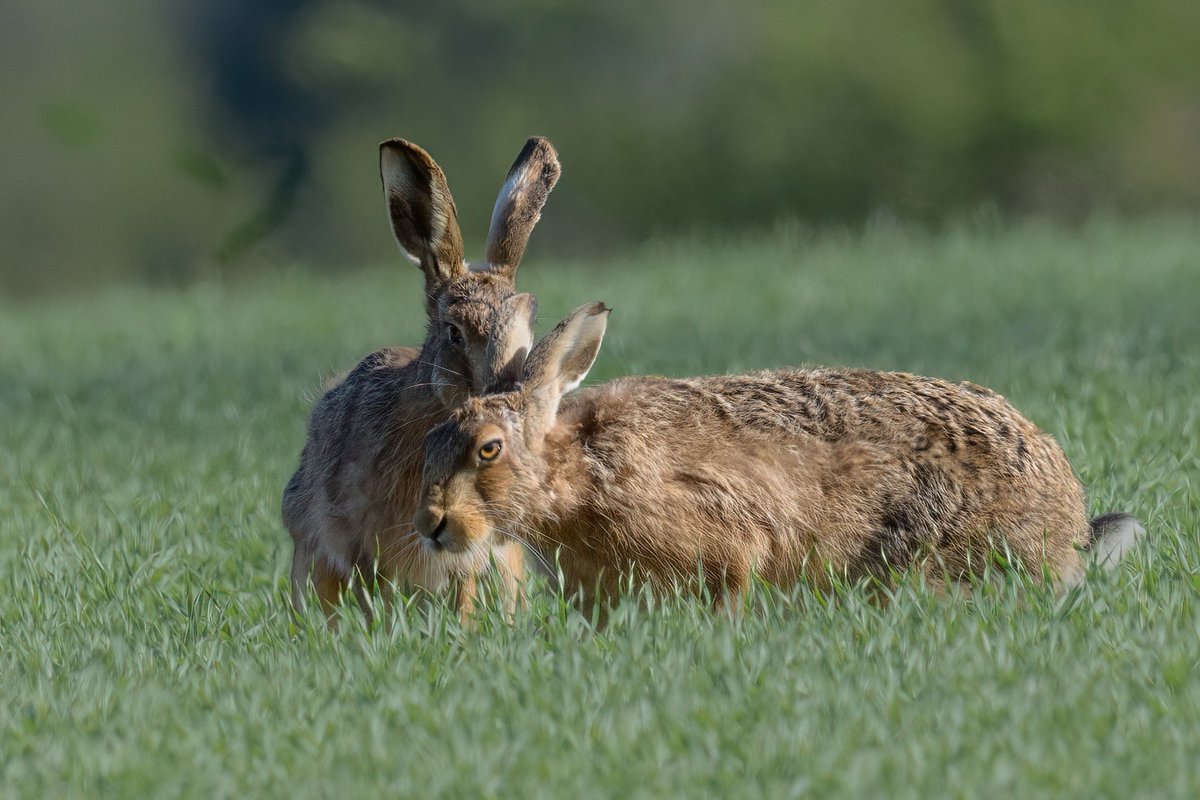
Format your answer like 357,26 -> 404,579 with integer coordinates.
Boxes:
478,439 -> 503,462
446,324 -> 464,346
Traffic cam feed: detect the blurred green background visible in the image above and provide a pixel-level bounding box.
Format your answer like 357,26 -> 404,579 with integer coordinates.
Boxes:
2,0 -> 1199,294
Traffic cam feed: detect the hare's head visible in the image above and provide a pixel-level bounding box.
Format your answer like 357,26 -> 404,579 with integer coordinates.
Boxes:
414,303 -> 611,556
380,137 -> 560,406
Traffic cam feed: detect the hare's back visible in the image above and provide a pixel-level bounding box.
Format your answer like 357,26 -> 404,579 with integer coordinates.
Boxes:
588,367 -> 1079,505
596,369 -> 1035,445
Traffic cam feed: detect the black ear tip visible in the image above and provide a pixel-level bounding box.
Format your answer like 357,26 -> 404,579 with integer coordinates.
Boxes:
525,135 -> 555,154
517,136 -> 560,173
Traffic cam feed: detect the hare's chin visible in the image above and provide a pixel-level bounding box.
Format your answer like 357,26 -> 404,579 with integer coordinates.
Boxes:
419,540 -> 490,579
406,549 -> 484,589
420,535 -> 462,556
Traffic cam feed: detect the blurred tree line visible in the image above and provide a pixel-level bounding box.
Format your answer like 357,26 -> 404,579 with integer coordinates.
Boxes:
2,0 -> 1198,293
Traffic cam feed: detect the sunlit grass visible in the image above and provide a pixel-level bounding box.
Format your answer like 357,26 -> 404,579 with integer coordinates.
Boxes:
1,216 -> 1198,796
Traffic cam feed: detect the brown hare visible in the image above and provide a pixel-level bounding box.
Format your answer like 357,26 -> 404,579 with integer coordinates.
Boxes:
283,137 -> 561,620
414,303 -> 1144,609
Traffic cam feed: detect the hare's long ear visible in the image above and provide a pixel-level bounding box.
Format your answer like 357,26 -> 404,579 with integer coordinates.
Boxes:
521,302 -> 609,435
484,137 -> 561,279
379,139 -> 467,291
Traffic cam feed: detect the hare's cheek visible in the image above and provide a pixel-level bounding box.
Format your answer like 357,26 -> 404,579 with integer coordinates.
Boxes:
475,467 -> 515,506
468,345 -> 507,394
434,347 -> 470,385
433,381 -> 467,409
431,353 -> 471,406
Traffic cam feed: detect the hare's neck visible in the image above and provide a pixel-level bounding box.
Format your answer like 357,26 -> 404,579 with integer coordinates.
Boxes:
524,426 -> 591,542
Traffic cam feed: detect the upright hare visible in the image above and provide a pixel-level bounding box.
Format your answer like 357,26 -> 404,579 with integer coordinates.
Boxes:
415,303 -> 1143,607
283,137 -> 560,619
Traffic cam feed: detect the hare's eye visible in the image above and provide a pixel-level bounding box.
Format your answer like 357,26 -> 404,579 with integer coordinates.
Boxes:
478,439 -> 503,462
446,324 -> 464,346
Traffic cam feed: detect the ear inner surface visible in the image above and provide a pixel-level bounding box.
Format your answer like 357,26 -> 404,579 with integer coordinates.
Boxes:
523,302 -> 610,412
379,139 -> 466,286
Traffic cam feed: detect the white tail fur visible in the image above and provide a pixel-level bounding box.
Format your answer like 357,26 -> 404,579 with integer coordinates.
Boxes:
1088,512 -> 1146,568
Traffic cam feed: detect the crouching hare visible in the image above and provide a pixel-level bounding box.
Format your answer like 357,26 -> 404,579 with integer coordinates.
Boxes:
415,303 -> 1144,608
283,137 -> 561,621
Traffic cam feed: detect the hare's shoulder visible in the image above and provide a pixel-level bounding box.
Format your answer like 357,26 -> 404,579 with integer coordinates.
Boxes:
306,345 -> 425,440
318,345 -> 421,399
323,345 -> 421,390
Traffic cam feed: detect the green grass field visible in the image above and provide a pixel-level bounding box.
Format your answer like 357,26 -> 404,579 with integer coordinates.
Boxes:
2,217 -> 1198,797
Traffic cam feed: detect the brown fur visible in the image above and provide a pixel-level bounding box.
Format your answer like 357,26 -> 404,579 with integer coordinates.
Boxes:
415,304 -> 1104,609
282,137 -> 561,621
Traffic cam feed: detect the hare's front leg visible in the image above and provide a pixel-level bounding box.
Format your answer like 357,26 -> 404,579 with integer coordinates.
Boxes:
312,557 -> 349,620
453,573 -> 479,624
452,544 -> 524,625
496,541 -> 526,618
291,545 -> 348,627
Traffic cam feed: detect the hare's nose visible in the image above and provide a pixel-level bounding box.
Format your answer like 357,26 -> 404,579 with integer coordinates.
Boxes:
415,506 -> 445,540
428,517 -> 448,546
